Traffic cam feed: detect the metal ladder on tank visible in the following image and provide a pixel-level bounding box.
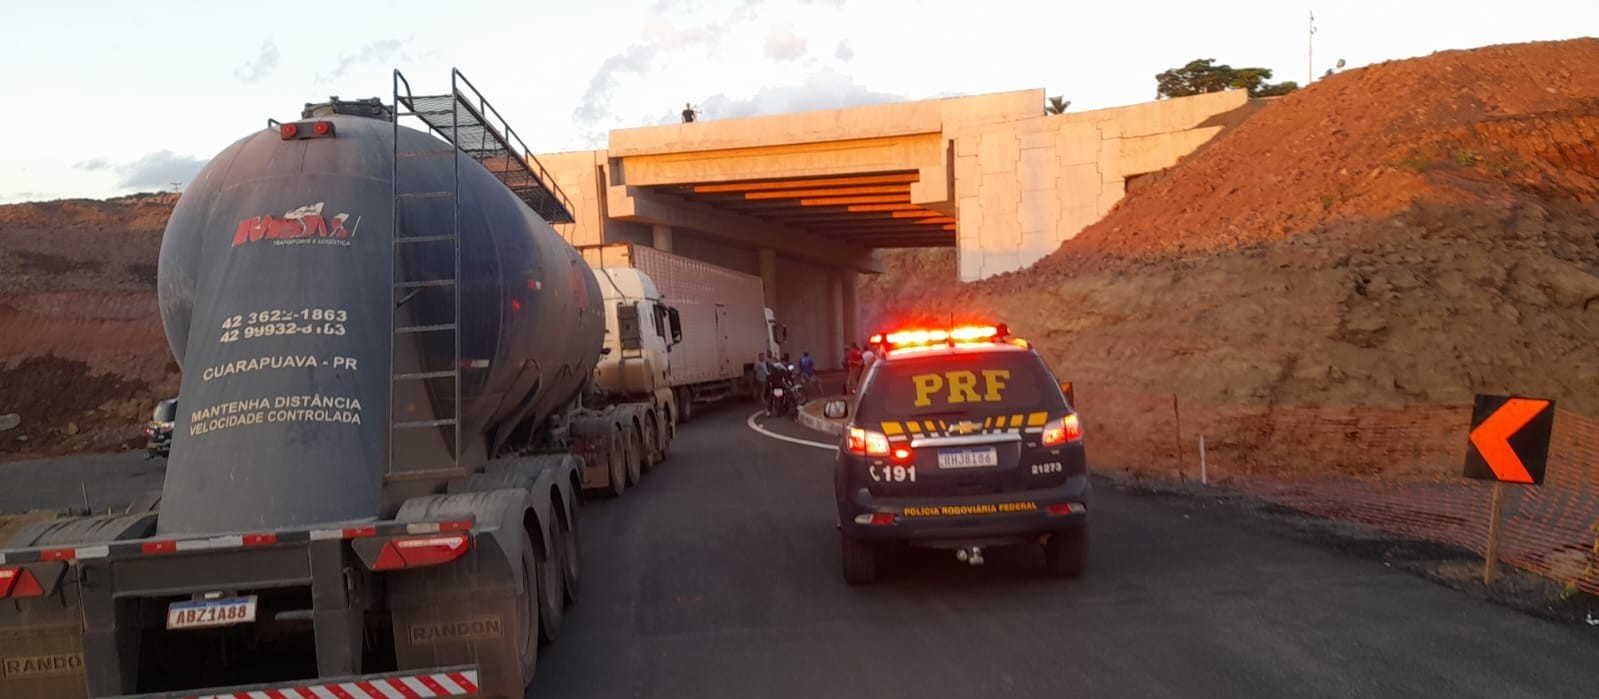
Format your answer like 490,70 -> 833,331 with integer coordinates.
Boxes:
388,69 -> 464,478
386,69 -> 578,478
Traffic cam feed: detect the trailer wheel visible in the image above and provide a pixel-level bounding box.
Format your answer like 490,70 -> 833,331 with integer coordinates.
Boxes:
557,493 -> 581,605
625,428 -> 643,486
641,416 -> 659,472
516,532 -> 540,682
537,515 -> 566,644
606,428 -> 627,498
677,387 -> 694,423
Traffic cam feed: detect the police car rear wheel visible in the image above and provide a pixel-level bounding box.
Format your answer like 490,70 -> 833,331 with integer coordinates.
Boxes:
1043,526 -> 1086,578
840,533 -> 878,585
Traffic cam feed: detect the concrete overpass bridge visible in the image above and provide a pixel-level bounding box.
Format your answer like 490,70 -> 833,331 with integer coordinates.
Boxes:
537,88 -> 1260,367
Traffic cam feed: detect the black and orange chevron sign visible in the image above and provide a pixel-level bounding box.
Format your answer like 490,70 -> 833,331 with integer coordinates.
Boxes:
1463,395 -> 1554,486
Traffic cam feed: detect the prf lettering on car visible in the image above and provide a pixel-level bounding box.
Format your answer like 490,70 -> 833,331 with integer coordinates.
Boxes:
912,370 -> 1010,407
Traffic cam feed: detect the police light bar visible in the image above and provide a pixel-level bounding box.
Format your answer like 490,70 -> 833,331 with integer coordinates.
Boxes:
872,324 -> 1020,352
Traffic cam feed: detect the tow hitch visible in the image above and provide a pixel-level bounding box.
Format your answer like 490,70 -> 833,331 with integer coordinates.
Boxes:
954,546 -> 985,566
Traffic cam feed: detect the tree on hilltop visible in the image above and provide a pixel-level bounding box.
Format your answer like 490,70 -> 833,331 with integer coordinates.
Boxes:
1155,59 -> 1299,99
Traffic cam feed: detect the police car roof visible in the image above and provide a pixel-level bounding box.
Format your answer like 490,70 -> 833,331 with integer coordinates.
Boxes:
880,342 -> 1032,362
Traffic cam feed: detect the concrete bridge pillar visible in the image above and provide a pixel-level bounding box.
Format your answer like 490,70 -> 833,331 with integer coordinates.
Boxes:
759,248 -> 779,311
840,270 -> 859,349
651,224 -> 674,252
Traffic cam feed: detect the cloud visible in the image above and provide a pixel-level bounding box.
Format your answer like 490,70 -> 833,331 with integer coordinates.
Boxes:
574,19 -> 726,124
234,40 -> 279,83
113,151 -> 209,189
834,40 -> 853,61
694,69 -> 905,121
73,157 -> 111,172
314,38 -> 428,88
764,25 -> 807,61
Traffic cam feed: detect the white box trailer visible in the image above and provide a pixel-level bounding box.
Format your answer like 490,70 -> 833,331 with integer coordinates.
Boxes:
580,243 -> 783,419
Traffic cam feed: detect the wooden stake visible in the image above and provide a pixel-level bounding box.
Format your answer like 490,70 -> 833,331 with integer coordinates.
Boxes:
1173,394 -> 1184,480
1483,481 -> 1506,585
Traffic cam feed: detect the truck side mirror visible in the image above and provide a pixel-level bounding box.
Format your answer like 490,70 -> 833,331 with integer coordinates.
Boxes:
667,307 -> 683,345
823,399 -> 849,420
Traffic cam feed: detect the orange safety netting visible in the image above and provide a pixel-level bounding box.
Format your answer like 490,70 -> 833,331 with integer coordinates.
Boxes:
1076,385 -> 1599,597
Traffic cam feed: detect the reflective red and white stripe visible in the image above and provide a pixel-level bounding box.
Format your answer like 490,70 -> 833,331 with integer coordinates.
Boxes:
183,670 -> 479,699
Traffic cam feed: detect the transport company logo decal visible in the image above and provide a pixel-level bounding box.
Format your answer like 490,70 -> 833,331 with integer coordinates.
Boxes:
233,202 -> 361,247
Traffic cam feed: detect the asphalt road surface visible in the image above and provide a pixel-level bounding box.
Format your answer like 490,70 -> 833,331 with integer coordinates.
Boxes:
530,403 -> 1599,699
3,405 -> 1597,697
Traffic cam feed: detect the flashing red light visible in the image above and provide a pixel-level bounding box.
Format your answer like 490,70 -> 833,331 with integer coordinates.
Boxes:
875,324 -> 1014,352
372,533 -> 472,571
869,512 -> 896,526
313,120 -> 332,136
891,446 -> 913,461
1042,414 -> 1083,447
280,123 -> 299,139
869,333 -> 883,344
0,567 -> 45,599
510,299 -> 523,312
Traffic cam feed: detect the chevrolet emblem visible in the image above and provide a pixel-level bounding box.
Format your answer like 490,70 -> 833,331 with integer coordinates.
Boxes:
950,421 -> 982,435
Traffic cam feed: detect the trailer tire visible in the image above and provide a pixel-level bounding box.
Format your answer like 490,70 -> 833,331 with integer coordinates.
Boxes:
558,494 -> 581,605
537,514 -> 566,644
606,428 -> 627,498
625,427 -> 643,486
517,532 -> 540,682
677,387 -> 694,423
641,415 -> 660,472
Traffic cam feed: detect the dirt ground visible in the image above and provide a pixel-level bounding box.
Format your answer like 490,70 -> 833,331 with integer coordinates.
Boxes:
862,39 -> 1599,462
0,194 -> 179,459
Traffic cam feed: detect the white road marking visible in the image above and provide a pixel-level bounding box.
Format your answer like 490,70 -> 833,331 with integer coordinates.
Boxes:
746,411 -> 838,451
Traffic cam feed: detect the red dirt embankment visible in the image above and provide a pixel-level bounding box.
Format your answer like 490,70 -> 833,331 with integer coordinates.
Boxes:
0,195 -> 179,459
864,39 -> 1599,439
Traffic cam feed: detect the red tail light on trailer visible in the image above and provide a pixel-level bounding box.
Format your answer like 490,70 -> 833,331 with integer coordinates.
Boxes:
371,533 -> 473,571
0,567 -> 45,599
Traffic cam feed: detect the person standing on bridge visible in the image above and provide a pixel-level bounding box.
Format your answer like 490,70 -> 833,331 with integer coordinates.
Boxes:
682,103 -> 697,123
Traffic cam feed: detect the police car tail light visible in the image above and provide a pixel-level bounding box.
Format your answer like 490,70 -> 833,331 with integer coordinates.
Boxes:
1042,414 -> 1082,447
846,427 -> 891,456
891,446 -> 914,462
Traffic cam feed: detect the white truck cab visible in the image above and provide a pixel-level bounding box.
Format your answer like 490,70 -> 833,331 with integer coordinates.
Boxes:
592,267 -> 679,398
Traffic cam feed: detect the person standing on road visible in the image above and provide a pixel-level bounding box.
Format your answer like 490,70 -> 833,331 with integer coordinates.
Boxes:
860,344 -> 877,388
754,351 -> 770,392
799,350 -> 820,397
846,343 -> 864,394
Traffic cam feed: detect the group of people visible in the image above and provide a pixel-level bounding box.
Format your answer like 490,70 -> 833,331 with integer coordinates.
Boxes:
752,342 -> 882,402
844,341 -> 881,395
754,351 -> 821,403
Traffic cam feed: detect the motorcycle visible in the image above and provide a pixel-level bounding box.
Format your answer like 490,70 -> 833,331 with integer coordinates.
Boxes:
766,364 -> 802,417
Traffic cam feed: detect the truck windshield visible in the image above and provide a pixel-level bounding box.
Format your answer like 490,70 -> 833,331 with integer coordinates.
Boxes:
152,399 -> 178,422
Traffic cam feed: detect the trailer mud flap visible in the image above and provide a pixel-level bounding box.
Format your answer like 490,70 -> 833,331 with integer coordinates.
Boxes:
0,583 -> 87,698
389,492 -> 530,698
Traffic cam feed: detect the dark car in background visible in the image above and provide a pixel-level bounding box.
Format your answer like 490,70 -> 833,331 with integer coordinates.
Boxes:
144,397 -> 177,459
830,325 -> 1087,584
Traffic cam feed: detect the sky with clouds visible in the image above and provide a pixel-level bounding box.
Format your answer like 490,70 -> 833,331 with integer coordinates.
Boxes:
1,0 -> 1594,203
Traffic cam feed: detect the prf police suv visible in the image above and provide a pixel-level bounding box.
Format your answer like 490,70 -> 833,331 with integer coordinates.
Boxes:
828,325 -> 1086,584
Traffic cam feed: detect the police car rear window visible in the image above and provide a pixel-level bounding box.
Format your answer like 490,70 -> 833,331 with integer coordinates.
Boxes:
857,351 -> 1064,421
